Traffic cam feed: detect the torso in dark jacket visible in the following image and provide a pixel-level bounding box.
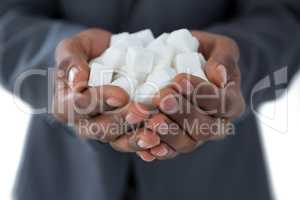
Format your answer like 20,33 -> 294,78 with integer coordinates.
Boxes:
5,0 -> 280,199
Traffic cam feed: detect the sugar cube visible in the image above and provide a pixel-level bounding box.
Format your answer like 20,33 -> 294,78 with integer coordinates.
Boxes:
147,33 -> 169,50
174,52 -> 207,81
198,53 -> 206,66
110,76 -> 138,98
134,83 -> 157,105
88,61 -> 114,87
147,42 -> 175,67
167,29 -> 199,53
156,33 -> 169,43
132,29 -> 154,47
110,32 -> 130,46
99,47 -> 126,68
124,47 -> 155,83
110,33 -> 143,49
147,67 -> 176,88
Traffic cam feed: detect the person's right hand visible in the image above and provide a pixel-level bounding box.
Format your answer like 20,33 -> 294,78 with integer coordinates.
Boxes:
52,29 -> 160,157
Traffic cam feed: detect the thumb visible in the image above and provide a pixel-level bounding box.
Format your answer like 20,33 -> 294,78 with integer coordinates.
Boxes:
204,58 -> 227,88
66,59 -> 90,92
55,37 -> 91,93
56,56 -> 90,93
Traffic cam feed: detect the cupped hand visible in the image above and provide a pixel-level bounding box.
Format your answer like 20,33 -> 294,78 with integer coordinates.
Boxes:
137,31 -> 245,160
52,29 -> 160,158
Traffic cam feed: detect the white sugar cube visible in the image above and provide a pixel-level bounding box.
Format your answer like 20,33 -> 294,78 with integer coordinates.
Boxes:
110,33 -> 143,49
147,42 -> 175,67
147,33 -> 169,49
88,62 -> 114,87
124,47 -> 154,82
110,32 -> 130,46
99,47 -> 126,68
147,67 -> 176,88
89,29 -> 206,101
191,36 -> 200,52
198,53 -> 207,66
167,29 -> 199,53
89,55 -> 102,64
174,52 -> 207,81
156,33 -> 169,43
132,29 -> 154,47
135,67 -> 176,105
110,76 -> 138,98
134,83 -> 157,105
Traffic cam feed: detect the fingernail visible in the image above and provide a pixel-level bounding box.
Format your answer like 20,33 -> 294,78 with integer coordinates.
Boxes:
216,64 -> 227,88
106,97 -> 123,107
155,147 -> 168,157
137,140 -> 153,149
161,95 -> 178,114
126,113 -> 141,125
180,79 -> 194,95
68,67 -> 79,88
138,154 -> 155,162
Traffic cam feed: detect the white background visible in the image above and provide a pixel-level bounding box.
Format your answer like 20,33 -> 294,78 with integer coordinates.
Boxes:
0,73 -> 299,200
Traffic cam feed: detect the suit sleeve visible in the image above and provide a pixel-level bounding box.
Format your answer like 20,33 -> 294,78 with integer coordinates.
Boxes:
206,0 -> 300,111
0,0 -> 84,111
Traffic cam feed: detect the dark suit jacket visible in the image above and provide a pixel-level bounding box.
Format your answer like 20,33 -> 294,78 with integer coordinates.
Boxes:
0,0 -> 299,199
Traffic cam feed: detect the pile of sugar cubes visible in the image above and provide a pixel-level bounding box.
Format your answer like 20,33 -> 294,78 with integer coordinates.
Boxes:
88,29 -> 207,106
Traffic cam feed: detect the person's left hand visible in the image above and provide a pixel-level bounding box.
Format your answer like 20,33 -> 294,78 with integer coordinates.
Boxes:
136,31 -> 246,161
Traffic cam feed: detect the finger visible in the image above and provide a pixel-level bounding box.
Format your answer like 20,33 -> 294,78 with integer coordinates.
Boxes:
204,60 -> 228,88
136,151 -> 156,162
56,29 -> 111,62
55,29 -> 111,92
153,87 -> 229,142
86,102 -> 152,143
73,102 -> 144,142
150,143 -> 178,160
75,28 -> 112,58
55,39 -> 91,92
53,85 -> 129,122
110,128 -> 160,152
124,102 -> 152,125
205,47 -> 240,87
146,113 -> 197,153
192,31 -> 240,87
73,85 -> 129,116
173,73 -> 245,118
74,112 -> 126,142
